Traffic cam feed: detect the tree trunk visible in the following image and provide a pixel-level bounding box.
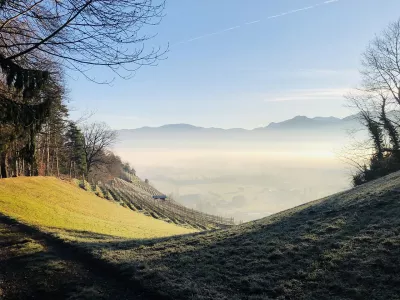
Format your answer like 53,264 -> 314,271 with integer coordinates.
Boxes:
46,144 -> 50,175
29,126 -> 37,176
1,151 -> 8,179
56,148 -> 60,177
15,158 -> 19,177
46,127 -> 50,176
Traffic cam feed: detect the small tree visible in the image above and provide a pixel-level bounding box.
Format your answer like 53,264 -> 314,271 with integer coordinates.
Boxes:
81,122 -> 117,178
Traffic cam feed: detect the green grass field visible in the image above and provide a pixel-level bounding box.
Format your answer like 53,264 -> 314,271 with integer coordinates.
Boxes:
0,177 -> 195,243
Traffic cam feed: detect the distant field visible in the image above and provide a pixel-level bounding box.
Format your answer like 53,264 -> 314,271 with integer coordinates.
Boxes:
0,177 -> 194,243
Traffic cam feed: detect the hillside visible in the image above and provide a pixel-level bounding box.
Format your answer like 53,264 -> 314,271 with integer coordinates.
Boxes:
0,177 -> 194,242
94,171 -> 400,299
1,173 -> 400,299
102,176 -> 235,230
0,177 -> 196,299
0,219 -> 144,299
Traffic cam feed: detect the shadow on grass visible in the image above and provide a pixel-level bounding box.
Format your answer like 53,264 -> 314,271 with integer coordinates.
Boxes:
0,214 -> 153,299
0,243 -> 80,299
0,220 -> 115,299
50,226 -> 218,250
0,213 -> 221,300
82,189 -> 400,300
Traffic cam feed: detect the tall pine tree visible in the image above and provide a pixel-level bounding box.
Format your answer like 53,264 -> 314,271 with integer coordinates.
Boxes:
65,122 -> 86,179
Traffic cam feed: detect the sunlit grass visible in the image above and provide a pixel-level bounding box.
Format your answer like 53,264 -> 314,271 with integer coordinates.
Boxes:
0,177 -> 195,241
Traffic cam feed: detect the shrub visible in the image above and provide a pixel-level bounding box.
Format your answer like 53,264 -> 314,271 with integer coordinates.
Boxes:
99,186 -> 114,201
105,191 -> 115,201
93,185 -> 105,198
353,154 -> 400,186
108,189 -> 120,201
79,180 -> 92,191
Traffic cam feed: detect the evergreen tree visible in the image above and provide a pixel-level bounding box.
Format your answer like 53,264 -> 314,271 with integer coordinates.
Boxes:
65,123 -> 87,178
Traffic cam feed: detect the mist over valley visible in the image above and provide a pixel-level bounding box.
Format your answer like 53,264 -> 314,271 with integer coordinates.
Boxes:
115,115 -> 362,222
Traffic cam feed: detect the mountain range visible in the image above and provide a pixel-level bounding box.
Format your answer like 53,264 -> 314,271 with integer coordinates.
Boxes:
119,114 -> 360,133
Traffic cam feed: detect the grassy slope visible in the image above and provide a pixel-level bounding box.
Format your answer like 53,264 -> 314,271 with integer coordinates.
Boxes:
0,220 -> 143,300
0,177 -> 194,243
95,172 -> 400,300
2,174 -> 400,299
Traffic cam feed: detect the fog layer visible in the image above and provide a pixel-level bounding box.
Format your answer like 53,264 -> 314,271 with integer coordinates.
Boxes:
115,128 -> 354,222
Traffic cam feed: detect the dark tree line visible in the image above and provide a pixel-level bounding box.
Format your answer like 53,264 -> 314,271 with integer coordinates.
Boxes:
348,19 -> 400,186
0,0 -> 163,180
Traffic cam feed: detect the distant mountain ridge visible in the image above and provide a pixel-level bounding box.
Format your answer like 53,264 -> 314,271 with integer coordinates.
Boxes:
262,115 -> 356,130
119,114 -> 359,132
116,114 -> 364,149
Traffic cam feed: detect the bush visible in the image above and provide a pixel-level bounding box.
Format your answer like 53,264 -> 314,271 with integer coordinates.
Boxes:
105,191 -> 115,201
93,185 -> 105,198
79,180 -> 92,191
108,189 -> 120,201
353,154 -> 400,186
99,186 -> 114,201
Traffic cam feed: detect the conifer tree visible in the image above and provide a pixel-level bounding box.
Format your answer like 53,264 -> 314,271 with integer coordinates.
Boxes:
65,122 -> 87,178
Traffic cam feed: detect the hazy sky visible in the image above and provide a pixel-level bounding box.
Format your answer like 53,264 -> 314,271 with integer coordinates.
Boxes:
67,0 -> 400,129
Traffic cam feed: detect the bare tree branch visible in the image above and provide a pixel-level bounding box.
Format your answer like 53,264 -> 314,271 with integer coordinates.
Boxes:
81,121 -> 116,176
0,0 -> 167,81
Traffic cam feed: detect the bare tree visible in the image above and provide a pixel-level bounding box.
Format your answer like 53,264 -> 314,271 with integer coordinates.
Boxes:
81,121 -> 116,177
89,150 -> 123,183
361,19 -> 400,106
346,18 -> 400,185
353,19 -> 400,146
0,0 -> 166,83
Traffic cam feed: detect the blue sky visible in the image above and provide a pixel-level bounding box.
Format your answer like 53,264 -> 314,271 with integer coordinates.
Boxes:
67,0 -> 400,129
